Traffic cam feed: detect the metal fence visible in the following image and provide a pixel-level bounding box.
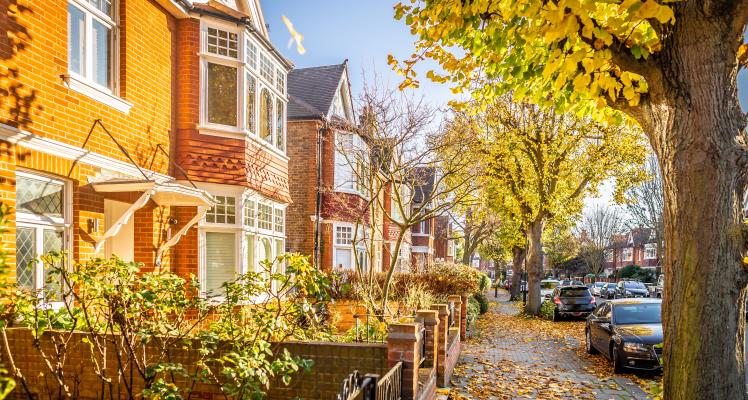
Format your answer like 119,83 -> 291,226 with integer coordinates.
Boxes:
335,362 -> 403,400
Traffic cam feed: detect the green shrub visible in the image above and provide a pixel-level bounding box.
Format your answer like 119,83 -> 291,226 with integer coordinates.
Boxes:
478,274 -> 491,292
472,292 -> 489,314
466,297 -> 480,331
540,300 -> 556,320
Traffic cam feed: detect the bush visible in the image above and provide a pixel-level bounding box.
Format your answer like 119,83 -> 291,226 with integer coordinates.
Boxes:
472,292 -> 489,314
540,300 -> 556,320
466,297 -> 480,331
478,274 -> 491,292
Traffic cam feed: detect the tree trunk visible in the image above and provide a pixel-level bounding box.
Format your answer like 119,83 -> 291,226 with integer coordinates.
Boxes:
644,11 -> 748,398
525,219 -> 544,315
509,246 -> 525,301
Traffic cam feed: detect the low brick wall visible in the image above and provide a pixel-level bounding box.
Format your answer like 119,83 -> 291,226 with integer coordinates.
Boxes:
268,341 -> 388,399
1,329 -> 388,400
443,329 -> 461,387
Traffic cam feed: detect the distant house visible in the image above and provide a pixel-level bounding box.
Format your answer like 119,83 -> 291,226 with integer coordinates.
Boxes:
410,167 -> 437,270
434,215 -> 455,263
603,228 -> 662,275
285,61 -> 384,272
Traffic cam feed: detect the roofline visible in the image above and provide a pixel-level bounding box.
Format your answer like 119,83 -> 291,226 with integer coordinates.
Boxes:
187,4 -> 294,70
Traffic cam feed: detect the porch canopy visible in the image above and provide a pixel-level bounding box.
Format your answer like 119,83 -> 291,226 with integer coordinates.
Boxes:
90,178 -> 215,264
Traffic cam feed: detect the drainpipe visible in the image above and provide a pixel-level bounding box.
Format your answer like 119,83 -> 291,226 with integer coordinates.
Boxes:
313,123 -> 324,269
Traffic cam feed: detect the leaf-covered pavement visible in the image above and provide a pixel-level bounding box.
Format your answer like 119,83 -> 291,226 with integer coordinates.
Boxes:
444,291 -> 661,400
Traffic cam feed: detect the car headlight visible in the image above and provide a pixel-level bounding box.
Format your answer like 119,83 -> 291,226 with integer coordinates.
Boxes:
623,342 -> 650,352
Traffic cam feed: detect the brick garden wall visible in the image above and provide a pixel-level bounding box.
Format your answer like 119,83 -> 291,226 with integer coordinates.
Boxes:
1,329 -> 389,400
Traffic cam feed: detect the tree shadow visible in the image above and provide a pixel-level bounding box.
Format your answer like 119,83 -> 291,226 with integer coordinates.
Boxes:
0,0 -> 41,130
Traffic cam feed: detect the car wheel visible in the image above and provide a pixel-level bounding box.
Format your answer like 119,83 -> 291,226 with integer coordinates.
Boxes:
585,329 -> 598,354
611,344 -> 624,374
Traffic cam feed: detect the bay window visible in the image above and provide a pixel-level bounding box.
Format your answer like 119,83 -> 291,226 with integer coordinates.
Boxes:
207,62 -> 238,126
246,74 -> 256,134
15,172 -> 68,298
205,195 -> 236,224
257,202 -> 273,231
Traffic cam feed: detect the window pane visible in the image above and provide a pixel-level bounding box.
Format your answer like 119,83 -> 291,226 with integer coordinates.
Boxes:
207,63 -> 238,126
68,4 -> 85,75
258,203 -> 273,230
15,227 -> 35,289
207,27 -> 238,58
205,195 -> 236,225
246,234 -> 255,272
244,199 -> 255,227
246,74 -> 256,133
335,248 -> 352,270
92,19 -> 111,88
17,175 -> 64,218
275,98 -> 284,151
260,54 -> 273,82
276,68 -> 285,93
88,0 -> 112,16
260,89 -> 272,143
246,40 -> 257,69
43,229 -> 64,300
274,208 -> 284,233
205,232 -> 236,295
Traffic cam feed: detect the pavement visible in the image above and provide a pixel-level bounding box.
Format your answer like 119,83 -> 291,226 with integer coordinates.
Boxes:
444,291 -> 653,400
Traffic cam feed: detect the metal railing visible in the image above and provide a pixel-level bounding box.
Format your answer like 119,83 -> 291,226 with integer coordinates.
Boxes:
335,362 -> 403,400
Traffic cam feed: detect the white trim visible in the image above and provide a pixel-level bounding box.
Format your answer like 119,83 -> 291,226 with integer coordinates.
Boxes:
0,123 -> 171,182
411,245 -> 431,254
94,189 -> 153,253
65,74 -> 133,114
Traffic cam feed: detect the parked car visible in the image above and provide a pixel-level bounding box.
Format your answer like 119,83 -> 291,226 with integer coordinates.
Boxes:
541,279 -> 560,299
590,282 -> 607,296
548,286 -> 596,321
559,279 -> 584,287
600,282 -> 617,299
585,298 -> 663,373
614,281 -> 650,298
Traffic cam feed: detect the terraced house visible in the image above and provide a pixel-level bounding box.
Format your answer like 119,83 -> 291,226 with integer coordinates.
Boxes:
0,0 -> 290,297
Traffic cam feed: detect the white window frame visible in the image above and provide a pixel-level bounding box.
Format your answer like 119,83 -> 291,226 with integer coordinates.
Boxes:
15,171 -> 72,302
204,195 -> 238,226
197,22 -> 289,159
333,222 -> 367,270
66,0 -> 131,113
198,228 -> 241,298
644,243 -> 657,260
622,247 -> 633,262
334,132 -> 368,197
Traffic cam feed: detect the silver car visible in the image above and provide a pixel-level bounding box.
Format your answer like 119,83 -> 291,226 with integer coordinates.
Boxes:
590,282 -> 607,296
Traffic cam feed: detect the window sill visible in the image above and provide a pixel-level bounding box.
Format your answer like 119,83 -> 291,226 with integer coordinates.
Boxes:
64,74 -> 133,114
198,125 -> 290,162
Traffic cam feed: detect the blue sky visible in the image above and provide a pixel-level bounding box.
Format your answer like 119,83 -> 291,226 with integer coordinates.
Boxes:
263,2 -> 747,111
262,1 -> 747,211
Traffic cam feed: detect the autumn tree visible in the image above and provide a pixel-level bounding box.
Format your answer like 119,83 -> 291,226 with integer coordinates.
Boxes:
339,83 -> 479,315
469,100 -> 644,315
623,155 -> 664,269
451,204 -> 501,265
394,2 -> 748,396
543,225 -> 579,274
577,205 -> 624,279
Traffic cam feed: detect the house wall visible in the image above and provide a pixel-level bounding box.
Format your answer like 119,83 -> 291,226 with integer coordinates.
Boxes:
286,119 -> 322,257
0,0 -> 181,274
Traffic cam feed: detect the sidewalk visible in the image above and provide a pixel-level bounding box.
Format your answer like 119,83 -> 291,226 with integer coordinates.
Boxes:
444,290 -> 653,400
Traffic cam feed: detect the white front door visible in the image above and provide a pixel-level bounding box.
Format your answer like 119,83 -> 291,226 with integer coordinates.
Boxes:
104,200 -> 134,262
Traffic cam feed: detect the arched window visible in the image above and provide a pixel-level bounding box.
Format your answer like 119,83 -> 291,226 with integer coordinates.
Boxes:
246,73 -> 256,133
260,88 -> 273,143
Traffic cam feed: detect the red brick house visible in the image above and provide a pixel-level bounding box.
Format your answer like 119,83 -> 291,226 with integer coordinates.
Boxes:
171,0 -> 293,296
410,167 -> 436,270
285,61 -> 384,272
603,228 -> 663,276
0,0 -> 222,297
433,215 -> 455,263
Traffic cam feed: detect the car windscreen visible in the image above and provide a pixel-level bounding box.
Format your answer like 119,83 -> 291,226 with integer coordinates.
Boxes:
614,303 -> 662,324
625,282 -> 646,289
559,288 -> 590,297
541,282 -> 558,289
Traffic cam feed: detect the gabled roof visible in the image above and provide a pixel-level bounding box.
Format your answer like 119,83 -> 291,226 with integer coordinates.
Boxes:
411,167 -> 436,204
288,63 -> 348,120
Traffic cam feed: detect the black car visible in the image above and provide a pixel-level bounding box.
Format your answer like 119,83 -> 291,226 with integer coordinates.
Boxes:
600,282 -> 617,299
585,298 -> 663,373
614,281 -> 650,298
548,286 -> 596,321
